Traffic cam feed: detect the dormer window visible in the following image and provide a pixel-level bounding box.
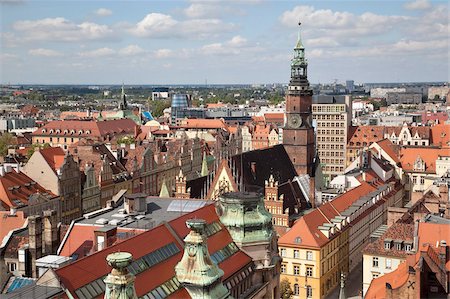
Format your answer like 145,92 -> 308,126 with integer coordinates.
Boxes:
414,156 -> 425,172
42,128 -> 47,133
70,129 -> 75,135
56,129 -> 60,134
64,129 -> 68,134
384,238 -> 392,250
78,130 -> 83,135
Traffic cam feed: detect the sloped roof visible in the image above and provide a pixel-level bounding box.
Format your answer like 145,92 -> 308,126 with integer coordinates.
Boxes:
348,126 -> 385,146
400,147 -> 450,173
279,181 -> 376,248
431,124 -> 450,146
179,119 -> 227,130
39,147 -> 65,173
0,170 -> 55,210
54,204 -> 252,298
363,223 -> 414,258
231,144 -> 298,190
376,139 -> 401,164
0,211 -> 26,245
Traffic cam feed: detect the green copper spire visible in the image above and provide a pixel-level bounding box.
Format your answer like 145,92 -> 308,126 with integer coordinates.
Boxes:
159,178 -> 170,198
104,252 -> 138,299
288,21 -> 312,96
292,21 -> 306,66
201,151 -> 209,177
175,219 -> 232,299
295,22 -> 304,50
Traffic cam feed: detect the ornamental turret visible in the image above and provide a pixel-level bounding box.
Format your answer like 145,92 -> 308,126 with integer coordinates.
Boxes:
175,219 -> 232,299
104,252 -> 138,299
289,22 -> 312,96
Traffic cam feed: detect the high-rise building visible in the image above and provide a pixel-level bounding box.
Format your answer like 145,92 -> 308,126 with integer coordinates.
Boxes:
312,95 -> 352,181
283,23 -> 315,177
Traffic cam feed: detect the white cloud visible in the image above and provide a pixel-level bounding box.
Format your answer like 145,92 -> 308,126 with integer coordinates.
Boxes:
28,48 -> 63,57
131,13 -> 235,38
95,8 -> 112,16
404,0 -> 431,10
119,45 -> 145,56
78,47 -> 115,57
280,6 -> 410,38
153,49 -> 173,58
201,35 -> 260,55
132,13 -> 178,37
13,17 -> 114,42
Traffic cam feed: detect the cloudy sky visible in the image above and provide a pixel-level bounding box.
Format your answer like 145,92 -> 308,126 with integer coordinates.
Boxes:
1,0 -> 448,85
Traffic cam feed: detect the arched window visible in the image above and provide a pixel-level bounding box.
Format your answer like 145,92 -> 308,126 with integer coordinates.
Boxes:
294,284 -> 299,295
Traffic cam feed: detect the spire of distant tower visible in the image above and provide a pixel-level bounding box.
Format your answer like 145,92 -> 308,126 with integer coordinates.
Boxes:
288,21 -> 311,96
120,82 -> 127,110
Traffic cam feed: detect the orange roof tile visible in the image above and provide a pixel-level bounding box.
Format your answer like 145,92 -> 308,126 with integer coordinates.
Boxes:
348,126 -> 385,146
400,147 -> 450,173
376,139 -> 401,164
0,211 -> 26,244
431,124 -> 450,146
264,113 -> 284,123
179,119 -> 227,130
279,181 -> 376,248
39,147 -> 65,172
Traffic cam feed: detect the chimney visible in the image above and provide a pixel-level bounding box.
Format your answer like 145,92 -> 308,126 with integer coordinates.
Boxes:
28,215 -> 43,278
94,226 -> 117,252
43,210 -> 58,255
104,252 -> 138,299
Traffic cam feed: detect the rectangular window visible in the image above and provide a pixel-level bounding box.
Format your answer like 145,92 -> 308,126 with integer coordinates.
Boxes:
294,250 -> 299,259
306,285 -> 312,298
281,264 -> 286,274
405,244 -> 412,251
280,248 -> 286,257
294,265 -> 300,275
306,251 -> 313,260
306,266 -> 313,277
373,257 -> 379,267
386,259 -> 392,269
7,262 -> 17,272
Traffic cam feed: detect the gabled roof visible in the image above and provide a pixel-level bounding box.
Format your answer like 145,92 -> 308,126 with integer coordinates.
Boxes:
348,126 -> 385,146
375,139 -> 401,164
178,119 -> 227,130
232,144 -> 298,190
54,204 -> 252,299
363,223 -> 414,258
39,147 -> 65,173
400,147 -> 450,173
279,181 -> 376,248
0,211 -> 26,246
0,170 -> 56,210
431,124 -> 450,146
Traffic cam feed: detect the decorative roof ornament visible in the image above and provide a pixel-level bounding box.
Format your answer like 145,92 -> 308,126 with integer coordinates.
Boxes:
295,21 -> 304,50
338,272 -> 347,299
175,219 -> 232,299
104,252 -> 138,299
159,177 -> 170,198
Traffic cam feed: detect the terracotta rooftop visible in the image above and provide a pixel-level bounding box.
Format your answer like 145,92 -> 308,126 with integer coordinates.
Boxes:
348,126 -> 385,146
431,124 -> 450,146
32,119 -> 136,138
400,146 -> 450,173
0,211 -> 26,245
384,126 -> 430,139
0,170 -> 56,210
376,139 -> 401,164
264,113 -> 284,124
178,118 -> 227,130
54,204 -> 252,299
363,223 -> 414,258
279,181 -> 377,248
39,147 -> 65,173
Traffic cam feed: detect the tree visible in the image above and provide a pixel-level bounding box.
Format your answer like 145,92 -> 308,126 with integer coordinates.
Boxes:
280,278 -> 294,299
26,143 -> 50,159
150,99 -> 171,118
0,133 -> 13,157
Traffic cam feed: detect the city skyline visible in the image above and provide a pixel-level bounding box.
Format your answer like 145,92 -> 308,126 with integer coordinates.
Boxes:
1,0 -> 448,85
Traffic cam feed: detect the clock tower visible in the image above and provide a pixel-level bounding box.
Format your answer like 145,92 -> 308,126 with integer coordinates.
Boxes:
283,23 -> 315,177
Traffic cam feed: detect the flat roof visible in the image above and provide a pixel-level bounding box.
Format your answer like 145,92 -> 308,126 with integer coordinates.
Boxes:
80,197 -> 212,230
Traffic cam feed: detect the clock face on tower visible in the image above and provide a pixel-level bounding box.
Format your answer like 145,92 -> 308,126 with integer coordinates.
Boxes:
287,114 -> 302,129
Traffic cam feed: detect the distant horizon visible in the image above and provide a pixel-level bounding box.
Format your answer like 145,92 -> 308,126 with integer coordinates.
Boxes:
1,81 -> 448,87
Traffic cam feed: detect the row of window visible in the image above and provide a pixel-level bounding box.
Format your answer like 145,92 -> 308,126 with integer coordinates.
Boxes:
323,166 -> 344,173
318,136 -> 345,143
280,264 -> 313,277
280,248 -> 314,260
293,284 -> 313,297
318,151 -> 344,157
140,276 -> 181,299
317,129 -> 345,135
313,105 -> 346,113
314,114 -> 346,121
318,144 -> 345,150
320,158 -> 345,165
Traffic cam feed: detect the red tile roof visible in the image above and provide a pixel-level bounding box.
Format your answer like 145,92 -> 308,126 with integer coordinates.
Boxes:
39,147 -> 65,173
179,119 -> 227,130
264,113 -> 284,124
55,204 -> 252,298
431,124 -> 450,146
400,147 -> 450,173
363,223 -> 414,258
348,126 -> 385,146
279,181 -> 377,248
32,119 -> 136,138
376,139 -> 401,164
0,211 -> 26,245
0,170 -> 56,210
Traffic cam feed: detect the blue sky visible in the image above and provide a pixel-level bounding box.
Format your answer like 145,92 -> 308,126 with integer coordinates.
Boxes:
1,0 -> 448,84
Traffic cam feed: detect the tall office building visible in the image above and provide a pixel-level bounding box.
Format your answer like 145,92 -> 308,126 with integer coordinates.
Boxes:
283,23 -> 315,177
312,95 -> 352,181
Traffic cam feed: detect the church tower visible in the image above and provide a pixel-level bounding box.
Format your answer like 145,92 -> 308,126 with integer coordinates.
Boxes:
283,22 -> 315,177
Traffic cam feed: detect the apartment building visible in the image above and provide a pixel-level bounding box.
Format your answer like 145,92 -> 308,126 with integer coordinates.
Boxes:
312,95 -> 352,181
